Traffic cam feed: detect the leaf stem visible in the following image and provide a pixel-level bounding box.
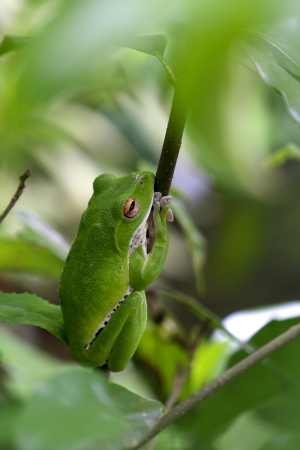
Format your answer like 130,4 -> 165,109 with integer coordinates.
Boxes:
154,52 -> 177,87
133,323 -> 300,449
0,170 -> 31,224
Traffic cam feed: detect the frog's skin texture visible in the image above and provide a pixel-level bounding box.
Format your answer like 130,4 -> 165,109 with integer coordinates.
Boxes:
59,171 -> 171,372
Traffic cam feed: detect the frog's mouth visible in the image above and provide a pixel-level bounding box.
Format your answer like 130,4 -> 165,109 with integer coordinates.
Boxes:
85,287 -> 133,350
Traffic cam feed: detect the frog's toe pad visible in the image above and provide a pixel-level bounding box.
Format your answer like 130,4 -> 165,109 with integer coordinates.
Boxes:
160,195 -> 172,208
166,208 -> 174,222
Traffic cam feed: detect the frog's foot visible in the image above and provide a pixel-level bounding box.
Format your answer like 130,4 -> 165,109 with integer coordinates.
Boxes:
153,192 -> 174,222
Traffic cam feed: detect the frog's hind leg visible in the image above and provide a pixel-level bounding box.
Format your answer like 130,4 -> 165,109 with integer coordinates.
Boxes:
86,291 -> 147,372
108,291 -> 147,372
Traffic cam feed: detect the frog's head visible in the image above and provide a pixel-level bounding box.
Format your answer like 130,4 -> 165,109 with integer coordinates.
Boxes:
114,171 -> 154,228
88,171 -> 155,242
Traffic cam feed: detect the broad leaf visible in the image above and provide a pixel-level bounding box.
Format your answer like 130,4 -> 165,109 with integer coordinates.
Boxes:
0,292 -> 66,342
0,237 -> 64,278
111,383 -> 165,448
0,399 -> 23,450
177,317 -> 300,446
15,209 -> 70,261
138,322 -> 188,398
120,34 -> 167,57
0,35 -> 33,57
14,0 -> 171,107
261,432 -> 300,450
244,31 -> 300,125
246,31 -> 300,80
0,326 -> 71,398
0,32 -> 168,61
14,369 -> 126,450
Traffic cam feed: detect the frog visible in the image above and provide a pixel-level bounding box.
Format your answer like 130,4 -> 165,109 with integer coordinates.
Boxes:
59,171 -> 172,372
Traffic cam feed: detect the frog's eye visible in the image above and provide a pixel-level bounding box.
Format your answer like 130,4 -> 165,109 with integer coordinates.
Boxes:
124,197 -> 139,218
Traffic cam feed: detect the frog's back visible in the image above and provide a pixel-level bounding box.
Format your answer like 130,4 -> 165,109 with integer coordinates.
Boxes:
59,220 -> 130,339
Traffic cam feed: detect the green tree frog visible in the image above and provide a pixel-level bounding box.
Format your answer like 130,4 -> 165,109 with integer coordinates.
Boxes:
59,171 -> 172,372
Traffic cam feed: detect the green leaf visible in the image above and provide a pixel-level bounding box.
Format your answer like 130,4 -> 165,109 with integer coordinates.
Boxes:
246,31 -> 300,80
0,399 -> 23,450
137,322 -> 188,397
0,237 -> 64,278
118,34 -> 177,85
14,369 -> 126,450
120,34 -> 167,57
214,410 -> 278,450
0,326 -> 71,399
15,209 -> 70,261
0,292 -> 66,342
184,340 -> 228,397
178,317 -> 300,446
153,426 -> 212,450
14,0 -> 170,107
261,432 -> 300,450
243,31 -> 300,125
0,35 -> 33,57
5,30 -> 169,64
111,384 -> 165,448
264,143 -> 300,166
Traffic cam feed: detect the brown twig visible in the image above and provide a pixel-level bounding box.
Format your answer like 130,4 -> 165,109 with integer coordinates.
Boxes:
0,170 -> 31,224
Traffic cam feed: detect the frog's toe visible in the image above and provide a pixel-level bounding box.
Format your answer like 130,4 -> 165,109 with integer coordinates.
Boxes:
166,208 -> 174,222
161,195 -> 172,208
153,192 -> 162,204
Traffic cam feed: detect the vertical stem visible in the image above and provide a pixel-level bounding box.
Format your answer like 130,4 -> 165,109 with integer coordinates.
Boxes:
155,82 -> 189,196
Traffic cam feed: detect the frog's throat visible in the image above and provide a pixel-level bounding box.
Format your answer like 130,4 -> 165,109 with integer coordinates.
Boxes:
128,193 -> 153,257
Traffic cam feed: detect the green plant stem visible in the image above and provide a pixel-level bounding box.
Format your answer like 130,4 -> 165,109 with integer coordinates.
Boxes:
155,81 -> 189,196
0,170 -> 31,224
154,52 -> 176,87
158,289 -> 229,337
133,322 -> 300,449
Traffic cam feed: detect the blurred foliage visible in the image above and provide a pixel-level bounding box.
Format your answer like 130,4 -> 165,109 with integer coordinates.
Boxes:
1,0 -> 300,448
176,317 -> 300,449
0,292 -> 66,342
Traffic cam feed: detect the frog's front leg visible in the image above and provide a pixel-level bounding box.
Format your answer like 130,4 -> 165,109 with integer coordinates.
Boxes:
83,291 -> 147,372
129,194 -> 172,291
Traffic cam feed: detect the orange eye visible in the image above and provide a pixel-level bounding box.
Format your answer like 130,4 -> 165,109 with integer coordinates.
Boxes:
124,197 -> 139,218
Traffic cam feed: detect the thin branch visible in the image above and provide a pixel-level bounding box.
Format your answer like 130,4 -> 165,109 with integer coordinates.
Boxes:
159,289 -> 300,386
0,170 -> 31,224
133,322 -> 300,449
155,79 -> 189,196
